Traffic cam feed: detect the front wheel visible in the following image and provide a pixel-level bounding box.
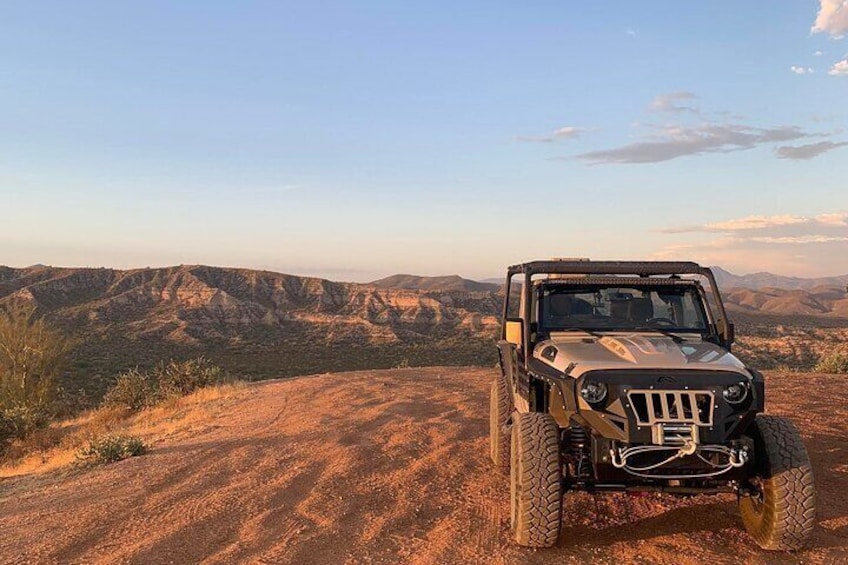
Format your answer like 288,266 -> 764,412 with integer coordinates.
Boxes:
739,415 -> 816,550
510,412 -> 562,547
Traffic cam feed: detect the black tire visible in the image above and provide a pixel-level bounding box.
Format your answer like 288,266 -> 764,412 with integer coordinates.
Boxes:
489,375 -> 511,472
739,415 -> 816,551
510,412 -> 562,548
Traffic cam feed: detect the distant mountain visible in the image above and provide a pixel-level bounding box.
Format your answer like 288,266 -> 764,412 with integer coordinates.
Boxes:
370,274 -> 500,293
710,266 -> 848,291
723,286 -> 848,317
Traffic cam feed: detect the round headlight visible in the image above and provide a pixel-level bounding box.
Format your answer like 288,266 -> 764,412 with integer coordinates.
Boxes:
723,382 -> 749,404
580,381 -> 608,404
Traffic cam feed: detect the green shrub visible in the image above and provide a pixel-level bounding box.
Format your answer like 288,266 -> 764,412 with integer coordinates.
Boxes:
77,434 -> 147,464
102,369 -> 159,411
0,303 -> 70,414
0,405 -> 51,454
815,351 -> 848,374
154,358 -> 225,397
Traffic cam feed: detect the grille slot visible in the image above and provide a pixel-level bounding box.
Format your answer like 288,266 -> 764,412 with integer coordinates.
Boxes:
627,390 -> 714,426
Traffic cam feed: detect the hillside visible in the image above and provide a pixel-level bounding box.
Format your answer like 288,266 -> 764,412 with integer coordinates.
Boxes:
1,264 -> 847,397
710,266 -> 848,290
370,274 -> 500,293
1,367 -> 845,564
0,265 -> 500,397
723,285 -> 848,316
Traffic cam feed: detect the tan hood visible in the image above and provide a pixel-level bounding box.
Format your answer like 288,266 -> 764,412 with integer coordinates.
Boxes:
534,332 -> 750,378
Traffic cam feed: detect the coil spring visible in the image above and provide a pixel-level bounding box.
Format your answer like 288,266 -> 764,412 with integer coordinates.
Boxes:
568,424 -> 592,482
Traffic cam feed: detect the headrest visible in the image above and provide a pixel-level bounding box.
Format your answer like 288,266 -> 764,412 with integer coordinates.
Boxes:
628,297 -> 654,322
548,294 -> 574,317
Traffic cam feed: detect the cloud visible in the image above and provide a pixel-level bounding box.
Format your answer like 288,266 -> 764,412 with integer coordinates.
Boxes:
662,212 -> 848,234
575,123 -> 808,164
655,211 -> 848,275
829,58 -> 848,75
790,66 -> 815,74
775,140 -> 848,159
649,92 -> 698,113
812,0 -> 848,38
626,28 -> 638,37
814,50 -> 824,56
517,126 -> 587,143
750,235 -> 848,244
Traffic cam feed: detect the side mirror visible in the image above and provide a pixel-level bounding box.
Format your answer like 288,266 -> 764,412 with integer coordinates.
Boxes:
505,318 -> 523,347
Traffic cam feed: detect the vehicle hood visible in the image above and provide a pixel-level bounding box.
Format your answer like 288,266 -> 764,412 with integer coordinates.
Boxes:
533,332 -> 750,378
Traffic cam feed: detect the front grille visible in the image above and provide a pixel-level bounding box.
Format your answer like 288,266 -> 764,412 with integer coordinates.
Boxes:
627,390 -> 714,426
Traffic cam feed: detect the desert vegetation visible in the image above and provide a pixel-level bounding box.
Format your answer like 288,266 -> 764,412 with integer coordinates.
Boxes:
0,300 -> 232,465
0,303 -> 71,455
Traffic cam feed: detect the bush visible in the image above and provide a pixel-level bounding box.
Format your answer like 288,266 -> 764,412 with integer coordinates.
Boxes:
154,358 -> 225,397
815,351 -> 848,374
76,434 -> 147,464
102,369 -> 159,411
101,358 -> 227,413
1,400 -> 53,455
0,302 -> 70,414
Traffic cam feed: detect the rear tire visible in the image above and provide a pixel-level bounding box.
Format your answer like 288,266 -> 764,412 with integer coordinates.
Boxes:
739,415 -> 816,551
510,412 -> 562,548
489,374 -> 511,473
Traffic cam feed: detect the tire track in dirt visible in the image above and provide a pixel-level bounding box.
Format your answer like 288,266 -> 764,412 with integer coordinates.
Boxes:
0,368 -> 846,564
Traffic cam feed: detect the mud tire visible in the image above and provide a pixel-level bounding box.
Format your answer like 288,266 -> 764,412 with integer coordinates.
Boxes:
510,412 -> 562,547
739,415 -> 816,551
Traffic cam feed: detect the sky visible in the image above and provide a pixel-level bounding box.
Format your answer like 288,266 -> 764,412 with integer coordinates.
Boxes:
2,1 -> 847,281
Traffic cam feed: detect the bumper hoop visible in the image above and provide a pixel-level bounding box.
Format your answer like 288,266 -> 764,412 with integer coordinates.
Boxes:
609,444 -> 749,480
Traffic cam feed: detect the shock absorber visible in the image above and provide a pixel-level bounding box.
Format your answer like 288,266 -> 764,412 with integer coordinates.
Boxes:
568,424 -> 592,483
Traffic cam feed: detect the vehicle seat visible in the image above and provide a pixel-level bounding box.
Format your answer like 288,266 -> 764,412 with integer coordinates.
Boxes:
547,294 -> 574,320
627,297 -> 654,323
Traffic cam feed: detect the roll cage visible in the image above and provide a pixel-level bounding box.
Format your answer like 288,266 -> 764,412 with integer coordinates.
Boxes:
500,260 -> 734,369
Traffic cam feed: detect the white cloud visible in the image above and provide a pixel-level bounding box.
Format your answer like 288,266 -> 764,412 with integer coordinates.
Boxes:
517,126 -> 587,143
575,123 -> 808,164
775,140 -> 848,159
829,59 -> 848,75
706,215 -> 808,232
656,211 -> 848,275
812,0 -> 848,38
814,50 -> 824,56
649,92 -> 698,113
750,235 -> 848,244
626,28 -> 638,37
790,66 -> 814,74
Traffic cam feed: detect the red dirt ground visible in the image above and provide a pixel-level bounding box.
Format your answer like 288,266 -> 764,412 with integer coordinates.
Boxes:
1,367 -> 846,564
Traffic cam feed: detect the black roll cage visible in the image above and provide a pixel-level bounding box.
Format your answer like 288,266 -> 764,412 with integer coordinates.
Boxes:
500,261 -> 733,367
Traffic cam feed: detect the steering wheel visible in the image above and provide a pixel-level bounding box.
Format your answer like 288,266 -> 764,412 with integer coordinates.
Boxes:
645,317 -> 676,327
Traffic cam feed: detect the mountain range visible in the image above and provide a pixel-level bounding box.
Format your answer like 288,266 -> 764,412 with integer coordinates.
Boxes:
0,263 -> 846,395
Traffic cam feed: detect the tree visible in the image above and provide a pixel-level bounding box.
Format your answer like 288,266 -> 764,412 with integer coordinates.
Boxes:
0,302 -> 70,412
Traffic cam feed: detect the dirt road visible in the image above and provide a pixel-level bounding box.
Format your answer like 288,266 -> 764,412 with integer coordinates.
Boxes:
1,367 -> 846,564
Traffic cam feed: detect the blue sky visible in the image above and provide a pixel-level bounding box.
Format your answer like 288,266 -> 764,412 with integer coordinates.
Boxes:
2,1 -> 847,280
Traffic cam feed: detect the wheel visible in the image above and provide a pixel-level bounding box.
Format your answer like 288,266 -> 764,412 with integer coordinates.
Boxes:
489,375 -> 511,472
510,412 -> 562,547
739,415 -> 816,550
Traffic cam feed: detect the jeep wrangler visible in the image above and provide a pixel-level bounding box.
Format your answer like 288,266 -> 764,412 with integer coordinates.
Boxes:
491,260 -> 815,550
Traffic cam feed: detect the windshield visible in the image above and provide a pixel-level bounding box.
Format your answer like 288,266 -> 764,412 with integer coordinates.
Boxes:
538,285 -> 709,333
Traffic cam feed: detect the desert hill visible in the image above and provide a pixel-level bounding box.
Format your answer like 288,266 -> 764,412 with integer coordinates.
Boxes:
710,266 -> 848,291
1,367 -> 845,564
723,285 -> 848,317
1,264 -> 847,391
0,265 -> 500,395
370,273 -> 500,293
0,265 -> 500,345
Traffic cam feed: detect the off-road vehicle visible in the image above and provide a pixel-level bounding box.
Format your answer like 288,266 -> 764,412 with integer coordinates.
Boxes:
490,260 -> 815,550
